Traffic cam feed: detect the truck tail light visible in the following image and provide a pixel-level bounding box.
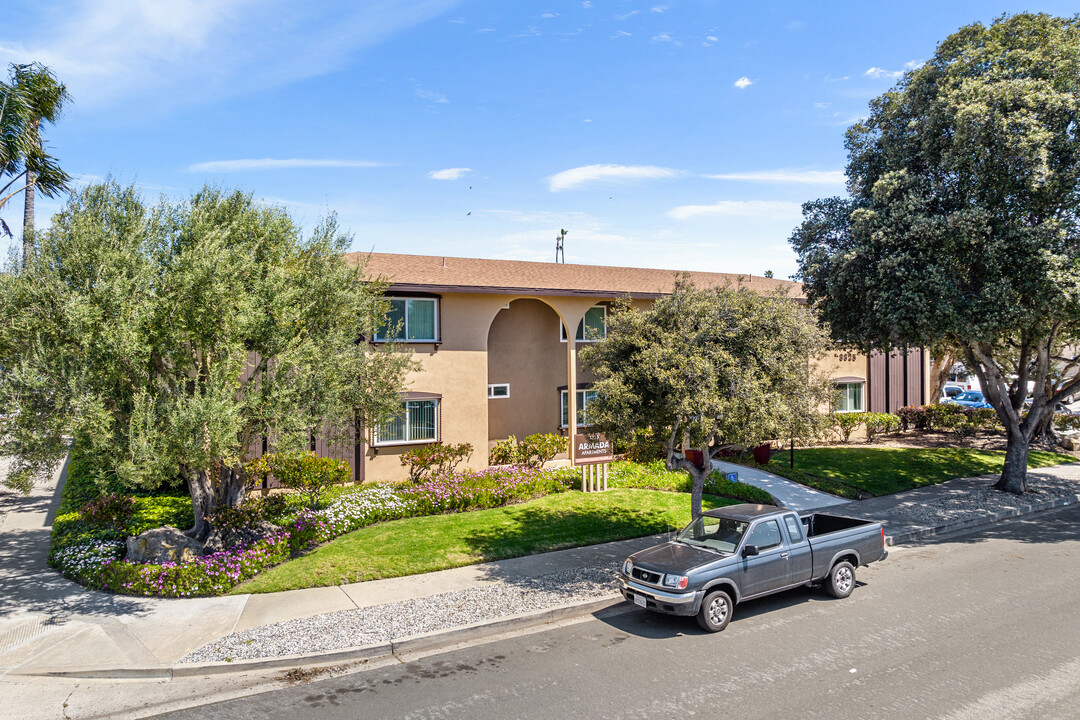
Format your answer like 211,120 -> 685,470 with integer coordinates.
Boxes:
882,527 -> 886,548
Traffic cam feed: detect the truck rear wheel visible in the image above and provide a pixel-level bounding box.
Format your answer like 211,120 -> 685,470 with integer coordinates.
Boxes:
696,590 -> 733,632
826,560 -> 855,599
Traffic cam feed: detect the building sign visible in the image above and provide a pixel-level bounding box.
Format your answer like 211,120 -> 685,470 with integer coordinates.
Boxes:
574,433 -> 613,465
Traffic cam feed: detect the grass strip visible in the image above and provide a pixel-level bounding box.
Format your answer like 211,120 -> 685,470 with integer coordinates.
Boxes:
766,447 -> 1074,497
233,489 -> 734,594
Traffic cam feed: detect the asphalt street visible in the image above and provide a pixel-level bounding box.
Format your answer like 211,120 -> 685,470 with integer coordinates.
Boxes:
154,502 -> 1080,720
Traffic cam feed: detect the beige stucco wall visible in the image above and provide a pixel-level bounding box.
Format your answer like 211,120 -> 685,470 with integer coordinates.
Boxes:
362,292 -> 599,482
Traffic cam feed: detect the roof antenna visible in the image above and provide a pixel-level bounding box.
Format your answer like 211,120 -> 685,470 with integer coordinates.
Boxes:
555,228 -> 567,263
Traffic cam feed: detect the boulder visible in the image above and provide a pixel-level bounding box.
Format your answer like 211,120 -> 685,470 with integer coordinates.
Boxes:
202,521 -> 280,555
126,526 -> 205,565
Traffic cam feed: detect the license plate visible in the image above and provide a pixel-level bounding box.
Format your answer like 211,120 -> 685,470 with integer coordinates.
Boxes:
633,593 -> 647,608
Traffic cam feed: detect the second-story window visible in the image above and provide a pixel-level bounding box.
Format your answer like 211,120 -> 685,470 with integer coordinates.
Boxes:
560,305 -> 607,342
374,297 -> 438,342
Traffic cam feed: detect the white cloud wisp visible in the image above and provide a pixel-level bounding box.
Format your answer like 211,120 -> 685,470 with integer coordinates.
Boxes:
668,200 -> 802,220
705,169 -> 845,184
429,167 -> 472,180
548,164 -> 680,192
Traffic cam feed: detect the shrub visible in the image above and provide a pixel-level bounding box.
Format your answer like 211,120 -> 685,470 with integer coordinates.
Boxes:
923,402 -> 966,431
863,412 -> 901,443
704,471 -> 774,504
489,435 -> 522,466
937,412 -> 978,440
1054,413 -> 1080,432
79,493 -> 135,531
831,412 -> 864,443
399,442 -> 473,483
488,433 -> 567,468
897,405 -> 926,431
256,450 -> 351,510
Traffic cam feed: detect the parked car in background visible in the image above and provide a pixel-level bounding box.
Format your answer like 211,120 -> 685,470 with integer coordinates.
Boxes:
946,390 -> 992,409
941,385 -> 965,400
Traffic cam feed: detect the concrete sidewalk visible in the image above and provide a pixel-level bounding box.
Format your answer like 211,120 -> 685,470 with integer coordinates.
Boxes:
710,458 -> 851,510
1,456 -> 1077,687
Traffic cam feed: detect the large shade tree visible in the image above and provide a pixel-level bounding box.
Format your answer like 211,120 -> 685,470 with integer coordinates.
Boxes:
0,181 -> 414,538
0,62 -> 71,259
580,278 -> 831,518
790,13 -> 1080,494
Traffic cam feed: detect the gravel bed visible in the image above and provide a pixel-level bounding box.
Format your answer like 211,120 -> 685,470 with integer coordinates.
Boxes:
180,565 -> 620,663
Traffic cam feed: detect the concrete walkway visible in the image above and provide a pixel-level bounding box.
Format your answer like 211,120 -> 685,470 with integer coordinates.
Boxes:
710,458 -> 851,510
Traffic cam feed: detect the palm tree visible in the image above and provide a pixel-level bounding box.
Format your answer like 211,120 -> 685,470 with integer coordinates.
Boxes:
0,63 -> 71,265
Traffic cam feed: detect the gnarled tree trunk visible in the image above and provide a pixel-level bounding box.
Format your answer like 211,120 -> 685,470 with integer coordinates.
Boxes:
995,425 -> 1031,494
187,468 -> 214,541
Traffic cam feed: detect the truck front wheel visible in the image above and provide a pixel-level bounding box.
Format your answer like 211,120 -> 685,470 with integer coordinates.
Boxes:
696,590 -> 733,632
826,560 -> 855,599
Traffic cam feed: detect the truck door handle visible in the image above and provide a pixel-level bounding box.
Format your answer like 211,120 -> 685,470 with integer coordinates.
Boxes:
780,552 -> 789,558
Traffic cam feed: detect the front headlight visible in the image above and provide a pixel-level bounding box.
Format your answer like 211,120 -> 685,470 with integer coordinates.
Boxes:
662,574 -> 689,590
623,559 -> 633,575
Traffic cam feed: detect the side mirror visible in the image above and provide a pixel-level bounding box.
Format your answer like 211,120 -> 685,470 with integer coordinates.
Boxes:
742,545 -> 759,558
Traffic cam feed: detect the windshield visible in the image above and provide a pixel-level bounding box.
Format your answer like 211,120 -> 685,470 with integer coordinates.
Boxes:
956,392 -> 982,402
676,516 -> 748,553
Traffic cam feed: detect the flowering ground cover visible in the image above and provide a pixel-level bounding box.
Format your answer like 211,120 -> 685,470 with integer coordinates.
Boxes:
50,464 -> 572,597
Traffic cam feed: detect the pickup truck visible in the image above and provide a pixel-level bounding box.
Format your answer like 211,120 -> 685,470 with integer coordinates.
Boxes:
618,503 -> 888,632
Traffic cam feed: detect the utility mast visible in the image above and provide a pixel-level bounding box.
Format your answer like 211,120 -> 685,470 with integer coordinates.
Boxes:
555,228 -> 567,263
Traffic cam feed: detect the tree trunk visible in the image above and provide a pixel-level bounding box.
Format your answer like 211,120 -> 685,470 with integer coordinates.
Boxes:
929,349 -> 957,404
995,427 -> 1030,495
22,169 -> 36,268
187,468 -> 215,541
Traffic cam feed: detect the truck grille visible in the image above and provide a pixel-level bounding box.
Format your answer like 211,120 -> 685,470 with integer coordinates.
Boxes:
631,567 -> 662,585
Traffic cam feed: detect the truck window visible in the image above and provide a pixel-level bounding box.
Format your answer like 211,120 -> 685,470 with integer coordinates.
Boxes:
747,520 -> 782,550
784,515 -> 804,543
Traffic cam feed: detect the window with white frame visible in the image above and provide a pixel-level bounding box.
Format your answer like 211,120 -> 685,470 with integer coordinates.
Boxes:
488,383 -> 510,399
834,382 -> 864,413
376,399 -> 438,445
373,297 -> 438,342
560,389 -> 598,428
560,305 -> 607,342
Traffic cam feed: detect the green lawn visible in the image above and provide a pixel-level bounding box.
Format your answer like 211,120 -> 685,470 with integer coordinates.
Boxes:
233,489 -> 734,594
766,447 -> 1075,498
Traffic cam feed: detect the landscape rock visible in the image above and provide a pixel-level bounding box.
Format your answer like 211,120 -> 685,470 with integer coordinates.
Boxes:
202,520 -> 280,554
126,526 -> 205,565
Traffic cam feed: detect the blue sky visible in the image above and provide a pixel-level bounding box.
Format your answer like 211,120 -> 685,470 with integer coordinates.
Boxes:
3,1 -> 1077,279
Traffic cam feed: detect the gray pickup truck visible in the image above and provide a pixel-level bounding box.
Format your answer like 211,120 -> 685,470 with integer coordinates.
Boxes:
618,503 -> 888,632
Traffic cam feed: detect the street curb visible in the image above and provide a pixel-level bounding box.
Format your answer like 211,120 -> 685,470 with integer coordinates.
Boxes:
885,493 -> 1080,546
19,595 -> 629,680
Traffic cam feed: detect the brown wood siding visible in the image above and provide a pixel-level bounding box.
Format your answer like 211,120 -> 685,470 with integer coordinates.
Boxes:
869,350 -> 887,413
887,351 -> 905,412
906,348 -> 923,407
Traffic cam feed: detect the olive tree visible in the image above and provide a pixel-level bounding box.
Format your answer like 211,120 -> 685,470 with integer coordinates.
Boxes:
580,278 -> 831,518
0,181 -> 414,538
790,13 -> 1080,494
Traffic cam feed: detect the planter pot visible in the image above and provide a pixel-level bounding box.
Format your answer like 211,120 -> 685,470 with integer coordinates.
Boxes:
684,449 -> 705,468
752,443 -> 772,465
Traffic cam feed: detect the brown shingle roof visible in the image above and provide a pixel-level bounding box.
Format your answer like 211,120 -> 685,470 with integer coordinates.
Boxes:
347,252 -> 805,300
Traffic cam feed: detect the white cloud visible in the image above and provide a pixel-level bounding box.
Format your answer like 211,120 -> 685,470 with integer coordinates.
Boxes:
651,6 -> 668,12
653,32 -> 674,42
703,35 -> 718,47
548,164 -> 681,192
864,61 -> 923,80
428,167 -> 472,180
668,200 -> 802,220
615,30 -> 632,37
416,88 -> 449,103
814,102 -> 829,109
541,12 -> 558,18
188,158 -> 386,173
0,0 -> 463,107
582,1 -> 592,8
704,169 -> 845,184
615,10 -> 639,20
734,76 -> 753,89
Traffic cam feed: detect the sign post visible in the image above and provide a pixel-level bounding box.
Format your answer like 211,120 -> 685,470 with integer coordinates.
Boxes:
574,433 -> 613,492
